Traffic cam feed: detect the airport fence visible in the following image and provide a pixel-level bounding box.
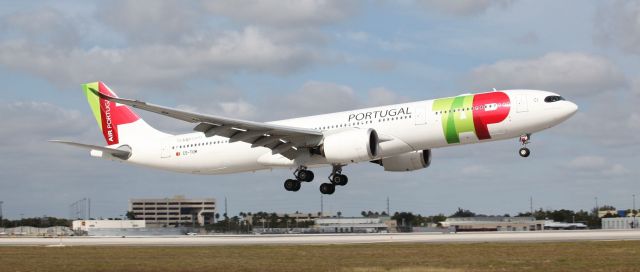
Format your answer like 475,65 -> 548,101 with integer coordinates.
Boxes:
0,226 -> 74,236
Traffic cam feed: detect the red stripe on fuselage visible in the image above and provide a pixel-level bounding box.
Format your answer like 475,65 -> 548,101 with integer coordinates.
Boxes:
472,92 -> 511,140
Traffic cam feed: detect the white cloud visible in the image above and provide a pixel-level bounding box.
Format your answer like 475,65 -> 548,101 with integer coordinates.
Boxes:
461,165 -> 492,176
203,0 -> 359,26
262,81 -> 409,120
345,31 -> 369,43
270,81 -> 358,118
633,78 -> 640,97
513,31 -> 539,45
594,0 -> 640,55
555,92 -> 640,147
417,0 -> 515,16
465,52 -> 626,96
378,39 -> 414,52
0,101 -> 91,146
365,87 -> 409,107
98,0 -> 202,44
218,100 -> 256,119
0,27 -> 318,91
1,7 -> 80,48
566,156 -> 629,176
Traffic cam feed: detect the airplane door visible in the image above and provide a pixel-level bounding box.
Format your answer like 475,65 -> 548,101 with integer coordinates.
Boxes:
160,143 -> 171,158
516,95 -> 528,113
414,106 -> 427,125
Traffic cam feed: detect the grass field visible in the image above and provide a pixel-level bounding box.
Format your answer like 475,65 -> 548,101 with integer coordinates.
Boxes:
0,241 -> 638,271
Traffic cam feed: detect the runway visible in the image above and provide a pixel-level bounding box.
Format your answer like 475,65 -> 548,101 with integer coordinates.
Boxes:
1,229 -> 640,246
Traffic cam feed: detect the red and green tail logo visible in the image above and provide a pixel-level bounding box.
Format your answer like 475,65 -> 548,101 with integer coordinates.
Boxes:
82,82 -> 139,145
433,92 -> 511,144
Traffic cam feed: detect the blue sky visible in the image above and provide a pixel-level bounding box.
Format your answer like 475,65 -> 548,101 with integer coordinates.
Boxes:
1,0 -> 638,219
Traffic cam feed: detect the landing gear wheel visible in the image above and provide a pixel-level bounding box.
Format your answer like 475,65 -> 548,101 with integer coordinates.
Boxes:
518,134 -> 531,158
331,174 -> 348,186
296,169 -> 314,182
320,183 -> 335,195
284,179 -> 301,191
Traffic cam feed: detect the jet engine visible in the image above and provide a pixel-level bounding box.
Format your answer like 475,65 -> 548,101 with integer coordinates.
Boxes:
321,128 -> 379,164
373,150 -> 431,172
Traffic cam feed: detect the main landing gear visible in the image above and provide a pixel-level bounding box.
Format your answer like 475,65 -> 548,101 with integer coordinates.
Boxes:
319,165 -> 348,195
284,166 -> 314,192
519,134 -> 531,158
284,165 -> 349,195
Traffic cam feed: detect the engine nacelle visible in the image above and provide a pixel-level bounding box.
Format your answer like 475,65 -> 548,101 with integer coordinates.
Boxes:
321,128 -> 379,164
374,150 -> 431,172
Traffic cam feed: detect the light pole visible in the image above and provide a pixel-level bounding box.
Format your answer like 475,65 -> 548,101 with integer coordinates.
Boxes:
20,213 -> 24,234
633,194 -> 636,214
634,194 -> 638,229
0,201 -> 4,227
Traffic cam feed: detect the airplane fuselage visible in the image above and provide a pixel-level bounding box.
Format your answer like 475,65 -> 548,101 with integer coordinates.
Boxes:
121,89 -> 577,174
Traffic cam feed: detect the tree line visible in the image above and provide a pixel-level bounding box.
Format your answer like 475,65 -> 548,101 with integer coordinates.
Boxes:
2,205 -> 625,230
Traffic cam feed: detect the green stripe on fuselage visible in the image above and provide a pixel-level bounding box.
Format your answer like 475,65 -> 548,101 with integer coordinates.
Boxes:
82,82 -> 102,130
433,95 -> 475,144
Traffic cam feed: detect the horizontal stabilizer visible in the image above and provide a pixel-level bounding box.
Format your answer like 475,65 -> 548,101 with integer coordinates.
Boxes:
49,140 -> 131,160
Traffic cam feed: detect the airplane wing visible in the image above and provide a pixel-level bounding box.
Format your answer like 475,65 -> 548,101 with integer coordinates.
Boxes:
88,88 -> 323,159
49,140 -> 132,160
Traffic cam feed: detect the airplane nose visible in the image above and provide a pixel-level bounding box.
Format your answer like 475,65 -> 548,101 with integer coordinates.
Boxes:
560,101 -> 578,119
567,101 -> 578,115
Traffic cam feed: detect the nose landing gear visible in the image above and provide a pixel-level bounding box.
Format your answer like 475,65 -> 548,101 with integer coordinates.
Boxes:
519,134 -> 531,158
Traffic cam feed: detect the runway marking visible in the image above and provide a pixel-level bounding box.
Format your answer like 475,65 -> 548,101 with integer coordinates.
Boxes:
1,230 -> 640,246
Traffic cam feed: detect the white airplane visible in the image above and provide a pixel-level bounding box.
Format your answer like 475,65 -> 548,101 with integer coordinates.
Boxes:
52,82 -> 578,194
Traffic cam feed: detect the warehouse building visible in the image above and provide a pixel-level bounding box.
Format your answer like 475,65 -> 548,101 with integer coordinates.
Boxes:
72,219 -> 145,232
71,220 -> 186,236
313,217 -> 396,233
602,217 -> 640,229
129,196 -> 215,227
441,216 -> 545,232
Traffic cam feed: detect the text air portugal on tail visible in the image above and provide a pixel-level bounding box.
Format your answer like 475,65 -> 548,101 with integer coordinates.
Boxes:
83,82 -> 139,145
82,82 -> 167,146
50,82 -> 169,162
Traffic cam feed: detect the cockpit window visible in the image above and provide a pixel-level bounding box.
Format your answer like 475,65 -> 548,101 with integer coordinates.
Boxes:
544,95 -> 565,103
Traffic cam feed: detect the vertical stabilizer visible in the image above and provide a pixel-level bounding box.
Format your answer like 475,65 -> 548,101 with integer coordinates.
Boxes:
82,82 -> 167,145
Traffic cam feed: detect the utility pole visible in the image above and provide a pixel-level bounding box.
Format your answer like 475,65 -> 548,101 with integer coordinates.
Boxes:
0,201 -> 4,228
633,194 -> 636,213
386,196 -> 390,216
88,198 -> 91,220
529,196 -> 533,215
20,213 -> 24,234
320,195 -> 324,218
595,197 -> 599,212
225,197 -> 229,232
